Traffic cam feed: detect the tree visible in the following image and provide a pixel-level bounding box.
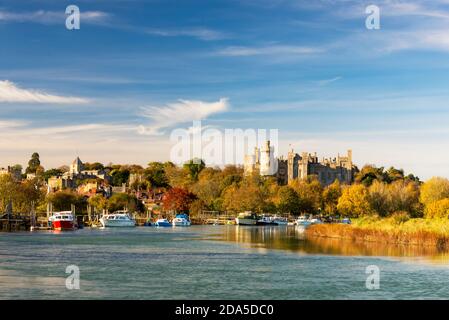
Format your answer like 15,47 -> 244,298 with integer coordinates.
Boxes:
84,162 -> 104,170
337,184 -> 373,218
183,158 -> 205,182
368,180 -> 390,217
420,177 -> 449,206
26,152 -> 41,174
42,168 -> 64,182
47,190 -> 86,212
162,187 -> 197,213
355,165 -> 386,186
289,176 -> 323,214
276,185 -> 301,214
322,180 -> 342,215
145,162 -> 169,188
88,194 -> 108,213
107,193 -> 143,213
111,168 -> 130,186
0,174 -> 43,213
424,199 -> 449,219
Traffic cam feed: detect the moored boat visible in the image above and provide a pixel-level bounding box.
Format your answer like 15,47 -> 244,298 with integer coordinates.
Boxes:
296,216 -> 312,227
272,216 -> 289,226
49,211 -> 76,231
172,214 -> 191,226
100,211 -> 136,227
155,218 -> 172,227
235,211 -> 258,226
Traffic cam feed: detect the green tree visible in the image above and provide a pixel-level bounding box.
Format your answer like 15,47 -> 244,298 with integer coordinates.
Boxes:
47,190 -> 86,213
107,193 -> 143,213
183,158 -> 205,182
276,185 -> 301,214
26,152 -> 41,174
88,194 -> 108,213
145,162 -> 169,188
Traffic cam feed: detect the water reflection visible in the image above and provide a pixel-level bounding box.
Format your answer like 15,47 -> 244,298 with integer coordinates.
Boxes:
213,225 -> 449,264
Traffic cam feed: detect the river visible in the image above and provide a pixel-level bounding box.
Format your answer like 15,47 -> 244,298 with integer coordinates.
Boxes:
1,225 -> 449,299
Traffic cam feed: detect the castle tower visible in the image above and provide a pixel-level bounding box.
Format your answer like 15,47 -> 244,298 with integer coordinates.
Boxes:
70,157 -> 84,176
260,140 -> 275,176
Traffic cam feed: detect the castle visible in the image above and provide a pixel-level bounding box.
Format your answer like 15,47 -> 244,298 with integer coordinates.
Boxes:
47,157 -> 111,192
244,141 -> 356,186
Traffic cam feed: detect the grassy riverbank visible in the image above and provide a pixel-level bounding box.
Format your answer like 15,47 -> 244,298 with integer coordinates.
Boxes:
305,216 -> 449,249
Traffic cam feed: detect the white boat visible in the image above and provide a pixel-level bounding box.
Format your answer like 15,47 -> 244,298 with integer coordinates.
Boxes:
272,216 -> 288,225
172,214 -> 191,226
100,211 -> 136,227
296,216 -> 311,227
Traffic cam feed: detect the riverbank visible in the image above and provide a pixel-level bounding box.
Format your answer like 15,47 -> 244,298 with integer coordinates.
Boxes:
305,216 -> 449,250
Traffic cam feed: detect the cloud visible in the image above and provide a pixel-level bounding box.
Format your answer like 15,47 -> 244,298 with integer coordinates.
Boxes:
0,80 -> 89,104
216,45 -> 325,57
316,76 -> 342,86
145,27 -> 228,41
0,10 -> 110,25
139,98 -> 229,135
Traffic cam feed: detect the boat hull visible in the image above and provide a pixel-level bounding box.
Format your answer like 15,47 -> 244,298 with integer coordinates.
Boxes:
52,220 -> 75,231
100,219 -> 136,227
236,218 -> 258,226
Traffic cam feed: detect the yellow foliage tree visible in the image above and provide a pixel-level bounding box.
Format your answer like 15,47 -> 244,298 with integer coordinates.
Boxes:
337,184 -> 373,218
424,198 -> 449,219
420,177 -> 449,206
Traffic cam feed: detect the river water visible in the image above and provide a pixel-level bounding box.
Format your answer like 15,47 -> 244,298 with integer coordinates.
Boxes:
1,225 -> 449,299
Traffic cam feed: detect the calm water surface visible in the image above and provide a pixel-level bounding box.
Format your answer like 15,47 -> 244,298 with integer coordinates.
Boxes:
1,225 -> 449,299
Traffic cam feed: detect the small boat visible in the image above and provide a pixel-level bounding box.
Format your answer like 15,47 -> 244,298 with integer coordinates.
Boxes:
49,211 -> 76,231
155,218 -> 172,227
296,216 -> 312,227
257,215 -> 277,226
272,216 -> 288,226
100,211 -> 136,227
235,211 -> 258,226
172,214 -> 191,226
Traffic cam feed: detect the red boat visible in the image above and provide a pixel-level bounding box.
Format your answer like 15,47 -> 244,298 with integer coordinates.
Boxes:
49,211 -> 76,231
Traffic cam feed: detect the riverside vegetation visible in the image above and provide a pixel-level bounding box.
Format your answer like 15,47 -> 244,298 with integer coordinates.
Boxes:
2,154 -> 449,248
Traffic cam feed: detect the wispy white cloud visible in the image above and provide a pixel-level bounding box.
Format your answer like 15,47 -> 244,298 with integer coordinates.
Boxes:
145,27 -> 228,41
316,76 -> 342,86
0,80 -> 89,104
0,9 -> 110,25
216,45 -> 325,57
139,98 -> 229,135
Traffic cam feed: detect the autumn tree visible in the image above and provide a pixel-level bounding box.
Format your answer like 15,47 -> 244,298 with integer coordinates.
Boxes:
424,199 -> 449,219
420,177 -> 449,206
162,187 -> 197,213
337,184 -> 373,218
322,180 -> 342,215
289,176 -> 323,214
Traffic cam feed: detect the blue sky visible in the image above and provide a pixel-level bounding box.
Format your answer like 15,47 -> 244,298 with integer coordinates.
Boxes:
1,0 -> 449,179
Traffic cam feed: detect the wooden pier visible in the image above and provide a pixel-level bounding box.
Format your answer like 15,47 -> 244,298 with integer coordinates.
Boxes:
0,216 -> 31,232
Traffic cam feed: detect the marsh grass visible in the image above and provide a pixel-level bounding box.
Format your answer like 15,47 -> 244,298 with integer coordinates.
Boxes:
306,216 -> 449,250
